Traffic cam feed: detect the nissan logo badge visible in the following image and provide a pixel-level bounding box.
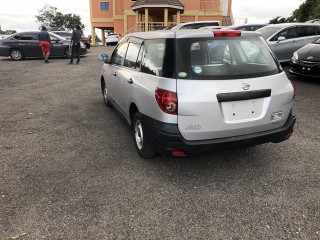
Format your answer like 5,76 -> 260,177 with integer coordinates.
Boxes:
242,83 -> 250,90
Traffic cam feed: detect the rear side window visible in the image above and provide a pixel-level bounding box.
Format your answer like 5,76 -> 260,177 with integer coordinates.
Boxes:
298,26 -> 316,37
111,42 -> 129,66
176,36 -> 281,80
141,39 -> 175,78
20,34 -> 38,40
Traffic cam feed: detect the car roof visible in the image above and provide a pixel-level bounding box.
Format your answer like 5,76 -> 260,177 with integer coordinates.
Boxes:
261,23 -> 320,29
224,24 -> 268,28
126,30 -> 261,40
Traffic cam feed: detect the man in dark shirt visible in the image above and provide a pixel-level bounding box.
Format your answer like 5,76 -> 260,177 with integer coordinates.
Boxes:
69,25 -> 82,64
38,26 -> 51,63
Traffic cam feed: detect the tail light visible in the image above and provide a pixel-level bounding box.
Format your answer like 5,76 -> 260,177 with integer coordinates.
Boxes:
0,41 -> 3,45
82,38 -> 88,42
213,30 -> 241,37
290,80 -> 296,99
155,88 -> 178,115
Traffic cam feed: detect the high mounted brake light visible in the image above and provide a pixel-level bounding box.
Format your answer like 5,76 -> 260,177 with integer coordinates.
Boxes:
213,30 -> 241,37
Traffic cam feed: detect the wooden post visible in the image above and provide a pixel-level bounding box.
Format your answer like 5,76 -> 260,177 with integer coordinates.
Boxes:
164,8 -> 168,27
91,26 -> 96,46
177,10 -> 181,24
145,8 -> 149,31
101,29 -> 105,46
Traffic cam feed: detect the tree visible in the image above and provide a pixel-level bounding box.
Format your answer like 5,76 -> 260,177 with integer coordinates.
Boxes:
269,16 -> 295,24
36,4 -> 85,31
293,0 -> 320,22
35,4 -> 57,30
269,0 -> 320,23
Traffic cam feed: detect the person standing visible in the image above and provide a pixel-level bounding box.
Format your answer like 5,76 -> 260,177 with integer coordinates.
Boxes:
69,25 -> 82,65
38,26 -> 51,63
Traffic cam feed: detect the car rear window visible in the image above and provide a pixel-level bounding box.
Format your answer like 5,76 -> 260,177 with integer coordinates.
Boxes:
175,36 -> 281,80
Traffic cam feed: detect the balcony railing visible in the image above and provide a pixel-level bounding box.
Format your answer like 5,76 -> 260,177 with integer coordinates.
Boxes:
134,22 -> 176,32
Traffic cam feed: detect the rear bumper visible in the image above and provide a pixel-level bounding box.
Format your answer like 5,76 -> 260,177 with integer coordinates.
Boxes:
142,113 -> 296,157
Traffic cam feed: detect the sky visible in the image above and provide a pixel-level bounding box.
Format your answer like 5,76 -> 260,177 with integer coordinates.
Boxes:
0,0 -> 305,36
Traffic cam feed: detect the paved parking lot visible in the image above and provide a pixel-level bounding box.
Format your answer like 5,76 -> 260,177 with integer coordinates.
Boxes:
0,46 -> 319,239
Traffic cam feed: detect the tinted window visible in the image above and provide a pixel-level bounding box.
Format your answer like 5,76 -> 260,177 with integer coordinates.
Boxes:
124,42 -> 141,69
11,35 -> 20,40
20,34 -> 38,40
110,42 -> 129,66
141,39 -> 175,78
176,37 -> 280,80
256,26 -> 282,40
278,27 -> 297,40
180,23 -> 202,29
299,26 -> 316,37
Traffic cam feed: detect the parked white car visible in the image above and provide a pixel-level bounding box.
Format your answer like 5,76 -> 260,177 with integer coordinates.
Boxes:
106,33 -> 120,46
99,30 -> 296,158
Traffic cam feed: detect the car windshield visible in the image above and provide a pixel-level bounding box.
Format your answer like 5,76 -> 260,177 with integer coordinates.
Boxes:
175,36 -> 281,80
256,26 -> 282,39
49,32 -> 67,41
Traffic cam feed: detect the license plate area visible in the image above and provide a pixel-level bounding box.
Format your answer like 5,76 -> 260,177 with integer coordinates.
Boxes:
221,98 -> 264,122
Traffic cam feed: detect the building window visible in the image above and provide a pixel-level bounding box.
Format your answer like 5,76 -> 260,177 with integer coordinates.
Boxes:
100,2 -> 109,11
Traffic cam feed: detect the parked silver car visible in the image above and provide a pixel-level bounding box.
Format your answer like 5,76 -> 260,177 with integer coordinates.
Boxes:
256,23 -> 320,62
99,30 -> 296,158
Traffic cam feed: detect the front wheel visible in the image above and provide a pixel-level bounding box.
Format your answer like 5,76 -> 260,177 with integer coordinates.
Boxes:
10,49 -> 24,61
133,112 -> 156,159
64,47 -> 71,59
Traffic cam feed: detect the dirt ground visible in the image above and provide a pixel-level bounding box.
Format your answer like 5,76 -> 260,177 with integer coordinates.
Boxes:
0,46 -> 319,239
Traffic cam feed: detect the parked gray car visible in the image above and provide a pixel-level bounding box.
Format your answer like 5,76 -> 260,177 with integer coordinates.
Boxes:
256,23 -> 320,62
99,30 -> 296,158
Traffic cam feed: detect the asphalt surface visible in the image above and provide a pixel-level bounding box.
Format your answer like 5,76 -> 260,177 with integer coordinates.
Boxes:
0,46 -> 319,240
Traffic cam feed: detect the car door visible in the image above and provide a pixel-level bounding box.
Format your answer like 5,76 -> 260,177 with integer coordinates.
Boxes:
103,41 -> 129,110
49,34 -> 65,56
117,41 -> 143,120
297,26 -> 320,49
19,33 -> 42,57
270,27 -> 299,61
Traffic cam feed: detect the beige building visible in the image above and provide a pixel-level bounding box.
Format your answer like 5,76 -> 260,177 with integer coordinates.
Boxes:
90,0 -> 233,45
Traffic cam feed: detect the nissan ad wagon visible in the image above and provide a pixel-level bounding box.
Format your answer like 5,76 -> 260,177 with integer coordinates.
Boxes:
99,30 -> 296,158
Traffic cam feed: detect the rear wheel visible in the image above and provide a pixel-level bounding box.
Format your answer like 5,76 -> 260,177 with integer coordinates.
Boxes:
10,49 -> 24,61
101,79 -> 112,107
133,112 -> 156,159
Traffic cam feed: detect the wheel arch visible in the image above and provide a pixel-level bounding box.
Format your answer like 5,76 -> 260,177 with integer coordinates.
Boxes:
129,102 -> 139,126
100,76 -> 105,93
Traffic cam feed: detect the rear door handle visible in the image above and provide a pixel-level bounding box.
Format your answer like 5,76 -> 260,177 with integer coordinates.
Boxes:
127,78 -> 133,84
112,72 -> 117,76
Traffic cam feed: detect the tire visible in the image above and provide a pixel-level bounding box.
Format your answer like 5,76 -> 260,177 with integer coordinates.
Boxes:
10,49 -> 24,61
101,79 -> 112,108
132,112 -> 156,159
64,47 -> 71,59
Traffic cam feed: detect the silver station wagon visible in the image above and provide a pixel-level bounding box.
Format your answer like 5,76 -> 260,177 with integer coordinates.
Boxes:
99,30 -> 296,158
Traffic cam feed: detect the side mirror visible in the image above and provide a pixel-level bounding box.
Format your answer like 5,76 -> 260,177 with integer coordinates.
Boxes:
277,36 -> 286,42
99,54 -> 109,63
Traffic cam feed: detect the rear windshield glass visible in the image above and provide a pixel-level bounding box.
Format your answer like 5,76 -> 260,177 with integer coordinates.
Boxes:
175,36 -> 281,80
